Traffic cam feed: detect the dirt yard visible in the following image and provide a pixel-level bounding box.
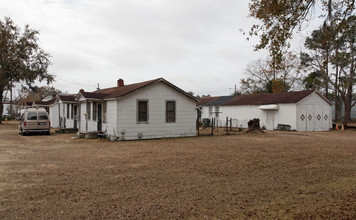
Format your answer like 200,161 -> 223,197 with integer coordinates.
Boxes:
0,121 -> 355,219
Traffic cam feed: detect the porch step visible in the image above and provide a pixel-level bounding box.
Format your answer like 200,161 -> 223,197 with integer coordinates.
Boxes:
55,128 -> 79,134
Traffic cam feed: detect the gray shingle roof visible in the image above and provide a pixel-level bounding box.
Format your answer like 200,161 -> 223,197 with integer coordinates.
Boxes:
198,90 -> 322,106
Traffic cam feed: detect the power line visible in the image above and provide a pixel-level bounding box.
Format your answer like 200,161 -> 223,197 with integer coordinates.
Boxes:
56,78 -> 97,88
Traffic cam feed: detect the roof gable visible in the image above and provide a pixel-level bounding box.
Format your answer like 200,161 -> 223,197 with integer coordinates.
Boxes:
34,98 -> 56,106
58,94 -> 77,102
297,90 -> 332,105
76,78 -> 198,102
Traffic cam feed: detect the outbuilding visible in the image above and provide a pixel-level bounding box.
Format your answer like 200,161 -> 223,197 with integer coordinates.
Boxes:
49,94 -> 79,128
198,90 -> 332,131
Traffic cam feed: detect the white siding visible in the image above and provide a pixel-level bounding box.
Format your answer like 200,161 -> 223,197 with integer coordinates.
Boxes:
218,106 -> 265,128
201,104 -> 297,130
49,103 -> 59,128
296,93 -> 332,131
63,103 -> 76,128
2,104 -> 10,115
102,100 -> 117,136
273,104 -> 297,130
200,106 -> 210,119
114,82 -> 196,140
201,105 -> 265,128
79,102 -> 87,132
77,94 -> 98,132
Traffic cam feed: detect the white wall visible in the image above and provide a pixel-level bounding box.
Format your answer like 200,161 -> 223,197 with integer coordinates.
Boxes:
297,92 -> 332,131
114,82 -> 196,140
78,101 -> 107,133
49,103 -> 59,128
79,102 -> 87,132
2,104 -> 10,116
102,100 -> 117,136
200,104 -> 297,130
273,104 -> 297,130
62,103 -> 77,129
200,105 -> 265,128
86,102 -> 98,132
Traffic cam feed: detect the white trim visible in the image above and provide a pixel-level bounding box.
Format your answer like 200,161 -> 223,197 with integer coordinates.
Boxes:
297,91 -> 332,106
258,104 -> 279,110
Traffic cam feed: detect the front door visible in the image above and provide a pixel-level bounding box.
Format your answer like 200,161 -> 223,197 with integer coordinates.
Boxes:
97,104 -> 102,132
307,104 -> 314,131
74,105 -> 78,129
266,111 -> 275,130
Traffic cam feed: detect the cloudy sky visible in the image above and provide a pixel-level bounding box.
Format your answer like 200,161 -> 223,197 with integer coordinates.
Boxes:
1,0 -> 321,96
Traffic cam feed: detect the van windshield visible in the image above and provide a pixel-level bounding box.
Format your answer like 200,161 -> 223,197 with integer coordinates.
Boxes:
38,112 -> 48,120
27,112 -> 37,120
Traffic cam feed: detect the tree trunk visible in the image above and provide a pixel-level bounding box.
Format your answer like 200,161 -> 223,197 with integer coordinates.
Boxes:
343,98 -> 352,125
0,89 -> 3,124
334,50 -> 341,122
325,50 -> 329,99
342,45 -> 355,125
10,87 -> 13,118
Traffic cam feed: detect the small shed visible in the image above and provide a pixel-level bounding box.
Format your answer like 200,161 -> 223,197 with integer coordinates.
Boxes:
198,90 -> 332,131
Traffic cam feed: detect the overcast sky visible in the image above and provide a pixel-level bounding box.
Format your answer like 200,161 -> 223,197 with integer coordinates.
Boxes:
1,0 -> 321,97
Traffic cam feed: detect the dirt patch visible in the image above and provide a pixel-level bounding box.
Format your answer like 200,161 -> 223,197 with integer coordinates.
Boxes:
0,121 -> 356,219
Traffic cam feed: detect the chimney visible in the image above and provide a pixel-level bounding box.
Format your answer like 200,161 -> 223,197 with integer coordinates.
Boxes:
117,78 -> 124,87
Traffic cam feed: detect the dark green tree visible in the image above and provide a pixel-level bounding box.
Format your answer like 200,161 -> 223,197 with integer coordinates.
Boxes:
0,17 -> 54,121
303,71 -> 324,90
302,16 -> 356,124
248,0 -> 355,68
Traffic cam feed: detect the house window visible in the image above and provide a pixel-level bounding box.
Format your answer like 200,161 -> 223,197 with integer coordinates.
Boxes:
137,100 -> 148,122
103,101 -> 107,123
215,106 -> 219,117
209,106 -> 213,117
67,104 -> 70,119
71,104 -> 74,119
93,102 -> 97,121
87,102 -> 91,120
166,101 -> 176,123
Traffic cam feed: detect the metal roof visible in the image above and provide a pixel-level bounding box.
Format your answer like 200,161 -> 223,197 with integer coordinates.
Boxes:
223,90 -> 315,106
77,78 -> 198,102
197,90 -> 326,106
203,96 -> 235,106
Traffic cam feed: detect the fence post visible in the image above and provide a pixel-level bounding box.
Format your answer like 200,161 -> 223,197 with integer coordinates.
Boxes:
196,118 -> 200,136
211,117 -> 214,136
230,118 -> 232,131
226,116 -> 228,135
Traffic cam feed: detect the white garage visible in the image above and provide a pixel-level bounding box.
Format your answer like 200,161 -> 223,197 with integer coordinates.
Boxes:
197,90 -> 332,131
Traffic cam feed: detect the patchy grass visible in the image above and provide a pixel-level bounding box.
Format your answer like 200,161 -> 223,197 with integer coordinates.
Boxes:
0,121 -> 356,219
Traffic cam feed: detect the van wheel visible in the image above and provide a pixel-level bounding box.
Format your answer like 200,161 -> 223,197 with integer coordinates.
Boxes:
46,131 -> 50,135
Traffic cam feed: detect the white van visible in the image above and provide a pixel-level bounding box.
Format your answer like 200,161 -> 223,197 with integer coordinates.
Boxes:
19,108 -> 50,135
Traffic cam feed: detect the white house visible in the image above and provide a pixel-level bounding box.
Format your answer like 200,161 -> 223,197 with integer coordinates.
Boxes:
33,98 -> 56,114
198,90 -> 332,131
75,78 -> 198,140
49,94 -> 79,128
34,94 -> 78,129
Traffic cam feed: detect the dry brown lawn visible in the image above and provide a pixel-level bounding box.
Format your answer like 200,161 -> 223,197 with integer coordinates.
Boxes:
0,121 -> 356,219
